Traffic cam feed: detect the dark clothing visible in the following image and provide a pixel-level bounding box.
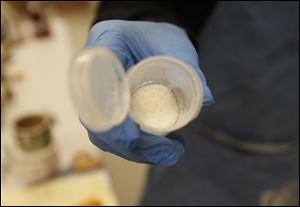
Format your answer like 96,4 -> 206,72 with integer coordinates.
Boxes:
93,1 -> 216,51
143,121 -> 299,205
94,1 -> 299,205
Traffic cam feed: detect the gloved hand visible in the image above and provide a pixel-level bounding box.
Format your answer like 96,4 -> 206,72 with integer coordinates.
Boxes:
84,20 -> 214,165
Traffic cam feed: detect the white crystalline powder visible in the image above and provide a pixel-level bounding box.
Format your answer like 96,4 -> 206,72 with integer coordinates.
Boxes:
130,84 -> 179,131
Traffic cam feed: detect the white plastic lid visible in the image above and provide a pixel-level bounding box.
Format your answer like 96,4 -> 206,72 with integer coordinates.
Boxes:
70,48 -> 129,132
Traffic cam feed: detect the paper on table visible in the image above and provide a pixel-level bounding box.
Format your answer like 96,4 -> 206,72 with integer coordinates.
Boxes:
1,170 -> 119,206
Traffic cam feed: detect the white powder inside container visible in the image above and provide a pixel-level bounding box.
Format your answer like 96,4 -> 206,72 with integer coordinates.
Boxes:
130,84 -> 179,131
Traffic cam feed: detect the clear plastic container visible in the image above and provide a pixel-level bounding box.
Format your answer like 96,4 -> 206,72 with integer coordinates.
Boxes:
70,48 -> 203,135
70,48 -> 129,132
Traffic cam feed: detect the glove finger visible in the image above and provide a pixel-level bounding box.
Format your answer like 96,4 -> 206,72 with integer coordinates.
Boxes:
107,117 -> 140,149
135,132 -> 185,166
167,133 -> 187,148
88,129 -> 154,164
88,131 -> 114,153
85,25 -> 134,69
87,116 -> 140,151
88,131 -> 136,160
88,125 -> 185,165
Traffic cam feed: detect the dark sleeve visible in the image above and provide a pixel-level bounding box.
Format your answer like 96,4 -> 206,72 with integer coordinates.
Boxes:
92,1 -> 216,49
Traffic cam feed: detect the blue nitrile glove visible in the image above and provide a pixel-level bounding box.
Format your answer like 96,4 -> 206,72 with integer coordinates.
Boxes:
84,20 -> 214,165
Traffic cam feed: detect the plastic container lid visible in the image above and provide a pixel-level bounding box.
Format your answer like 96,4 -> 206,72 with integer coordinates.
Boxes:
70,48 -> 130,132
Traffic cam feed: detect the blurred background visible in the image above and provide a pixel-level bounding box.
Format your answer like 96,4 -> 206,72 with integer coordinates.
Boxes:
1,1 -> 299,206
1,1 -> 148,206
